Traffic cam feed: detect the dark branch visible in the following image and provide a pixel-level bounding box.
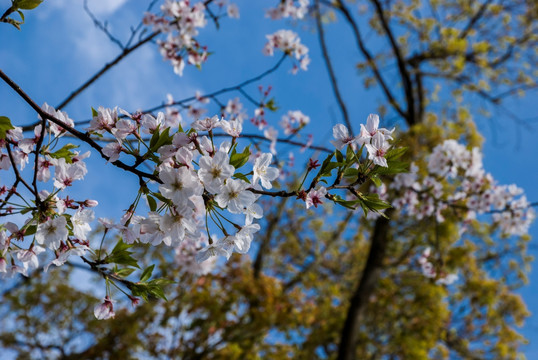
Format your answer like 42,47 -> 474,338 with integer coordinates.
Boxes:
337,209 -> 393,360
334,0 -> 407,121
315,0 -> 353,134
55,31 -> 159,111
0,68 -> 159,183
370,0 -> 416,125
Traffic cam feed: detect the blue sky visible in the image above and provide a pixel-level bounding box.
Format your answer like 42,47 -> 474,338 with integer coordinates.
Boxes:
0,0 -> 537,355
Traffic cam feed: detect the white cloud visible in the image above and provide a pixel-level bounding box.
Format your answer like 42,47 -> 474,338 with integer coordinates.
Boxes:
41,0 -> 127,16
87,0 -> 128,16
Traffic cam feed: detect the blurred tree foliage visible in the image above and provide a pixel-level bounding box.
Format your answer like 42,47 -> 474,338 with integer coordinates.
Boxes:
0,0 -> 536,359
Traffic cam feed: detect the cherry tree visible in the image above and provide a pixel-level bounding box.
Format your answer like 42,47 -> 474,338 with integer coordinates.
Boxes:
0,0 -> 536,359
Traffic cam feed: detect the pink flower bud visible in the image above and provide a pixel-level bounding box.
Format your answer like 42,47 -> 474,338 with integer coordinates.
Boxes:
94,296 -> 115,320
84,200 -> 99,207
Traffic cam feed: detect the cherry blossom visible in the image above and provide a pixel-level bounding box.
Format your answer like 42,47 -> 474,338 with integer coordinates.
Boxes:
365,132 -> 391,167
71,208 -> 95,240
266,0 -> 309,20
94,296 -> 115,320
198,151 -> 234,193
305,187 -> 327,209
331,124 -> 357,150
215,179 -> 256,214
35,217 -> 69,250
159,167 -> 203,207
252,153 -> 279,189
263,29 -> 310,73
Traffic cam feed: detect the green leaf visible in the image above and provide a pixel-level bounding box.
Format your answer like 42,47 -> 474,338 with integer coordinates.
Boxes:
115,268 -> 136,277
265,98 -> 279,112
91,107 -> 98,118
335,150 -> 344,163
318,153 -> 334,173
151,127 -> 172,152
385,146 -> 408,160
233,172 -> 251,183
130,278 -> 174,302
149,127 -> 161,149
140,264 -> 155,283
331,195 -> 359,210
0,116 -> 15,140
106,239 -> 140,268
346,145 -> 356,164
312,152 -> 336,182
20,207 -> 33,215
343,168 -> 359,179
147,195 -> 157,212
13,0 -> 43,10
370,175 -> 382,187
16,10 -> 24,22
356,193 -> 392,218
229,146 -> 250,169
320,162 -> 342,177
373,160 -> 409,176
23,224 -> 37,236
48,144 -> 79,163
129,283 -> 150,302
152,192 -> 172,205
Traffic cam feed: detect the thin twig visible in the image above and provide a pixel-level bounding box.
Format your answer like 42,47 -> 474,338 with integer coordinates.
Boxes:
315,0 -> 353,134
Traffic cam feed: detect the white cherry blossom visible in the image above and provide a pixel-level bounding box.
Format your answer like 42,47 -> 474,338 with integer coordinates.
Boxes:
198,151 -> 235,193
252,153 -> 279,189
35,217 -> 68,250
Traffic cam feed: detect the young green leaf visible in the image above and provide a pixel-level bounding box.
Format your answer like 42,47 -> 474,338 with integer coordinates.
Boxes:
233,172 -> 251,183
48,144 -> 79,163
229,146 -> 250,169
147,195 -> 157,212
0,116 -> 15,140
13,0 -> 43,10
140,264 -> 155,283
115,268 -> 136,278
107,239 -> 140,268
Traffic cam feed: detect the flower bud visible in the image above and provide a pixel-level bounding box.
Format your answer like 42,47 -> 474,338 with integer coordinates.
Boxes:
94,296 -> 115,320
84,200 -> 99,207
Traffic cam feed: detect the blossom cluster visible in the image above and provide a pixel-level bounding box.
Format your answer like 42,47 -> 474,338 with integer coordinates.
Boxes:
87,109 -> 281,265
263,30 -> 310,74
0,103 -> 95,277
391,139 -> 535,237
331,114 -> 394,167
266,0 -> 310,20
143,0 -> 210,76
418,247 -> 458,285
280,110 -> 310,135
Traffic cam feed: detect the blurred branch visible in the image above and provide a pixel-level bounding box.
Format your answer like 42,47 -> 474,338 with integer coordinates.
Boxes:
315,0 -> 353,134
83,0 -> 124,50
141,54 -> 288,115
459,0 -> 494,39
253,197 -> 288,278
370,0 -> 416,124
332,0 -> 407,122
283,210 -> 354,291
54,30 -> 160,111
337,209 -> 393,360
0,68 -> 159,183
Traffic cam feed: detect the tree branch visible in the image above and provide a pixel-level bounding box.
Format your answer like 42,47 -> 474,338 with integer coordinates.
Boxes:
337,209 -> 393,360
0,69 -> 159,183
334,0 -> 407,121
370,0 -> 416,125
252,197 -> 288,278
55,31 -> 160,111
315,0 -> 353,134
